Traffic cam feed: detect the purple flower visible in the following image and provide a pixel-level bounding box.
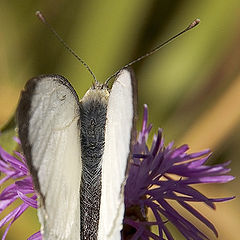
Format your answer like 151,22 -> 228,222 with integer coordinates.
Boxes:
0,105 -> 234,240
0,141 -> 41,240
123,105 -> 234,239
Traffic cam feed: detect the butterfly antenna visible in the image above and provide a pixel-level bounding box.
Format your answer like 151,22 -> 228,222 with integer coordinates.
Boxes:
105,18 -> 200,85
36,11 -> 98,83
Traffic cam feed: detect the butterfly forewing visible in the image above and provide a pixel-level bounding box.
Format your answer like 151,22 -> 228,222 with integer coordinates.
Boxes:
98,69 -> 136,240
17,75 -> 82,240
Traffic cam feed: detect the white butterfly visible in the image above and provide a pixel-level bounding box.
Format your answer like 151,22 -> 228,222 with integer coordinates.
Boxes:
16,13 -> 199,239
17,68 -> 136,240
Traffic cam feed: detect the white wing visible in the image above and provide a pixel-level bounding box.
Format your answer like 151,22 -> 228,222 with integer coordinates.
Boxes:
98,69 -> 136,240
17,75 -> 81,240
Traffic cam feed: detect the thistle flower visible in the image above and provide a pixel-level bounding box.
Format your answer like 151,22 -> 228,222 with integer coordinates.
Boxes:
0,105 -> 234,240
123,105 -> 234,239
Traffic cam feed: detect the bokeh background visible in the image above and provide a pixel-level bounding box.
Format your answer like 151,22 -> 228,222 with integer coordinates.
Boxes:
0,1 -> 239,239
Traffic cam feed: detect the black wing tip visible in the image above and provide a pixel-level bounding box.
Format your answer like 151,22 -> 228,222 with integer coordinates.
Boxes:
23,74 -> 68,90
16,78 -> 40,193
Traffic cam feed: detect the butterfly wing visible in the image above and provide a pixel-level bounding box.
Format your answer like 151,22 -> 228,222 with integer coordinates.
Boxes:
98,69 -> 137,240
17,75 -> 81,240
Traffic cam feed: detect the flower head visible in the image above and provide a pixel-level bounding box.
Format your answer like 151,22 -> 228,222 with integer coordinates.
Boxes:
0,105 -> 235,240
123,105 -> 234,239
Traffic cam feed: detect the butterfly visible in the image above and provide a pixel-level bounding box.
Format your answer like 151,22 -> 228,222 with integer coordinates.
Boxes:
16,12 -> 199,240
17,68 -> 136,240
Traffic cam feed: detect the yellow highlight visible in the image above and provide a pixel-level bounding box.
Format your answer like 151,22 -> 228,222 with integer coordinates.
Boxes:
180,75 -> 240,151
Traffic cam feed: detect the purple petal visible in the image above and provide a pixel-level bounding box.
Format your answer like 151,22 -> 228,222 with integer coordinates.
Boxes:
13,136 -> 21,145
28,231 -> 42,240
178,200 -> 218,237
17,191 -> 38,208
0,204 -> 23,228
1,203 -> 29,240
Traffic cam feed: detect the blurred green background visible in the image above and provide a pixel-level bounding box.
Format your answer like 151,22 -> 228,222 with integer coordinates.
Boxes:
0,0 -> 239,239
